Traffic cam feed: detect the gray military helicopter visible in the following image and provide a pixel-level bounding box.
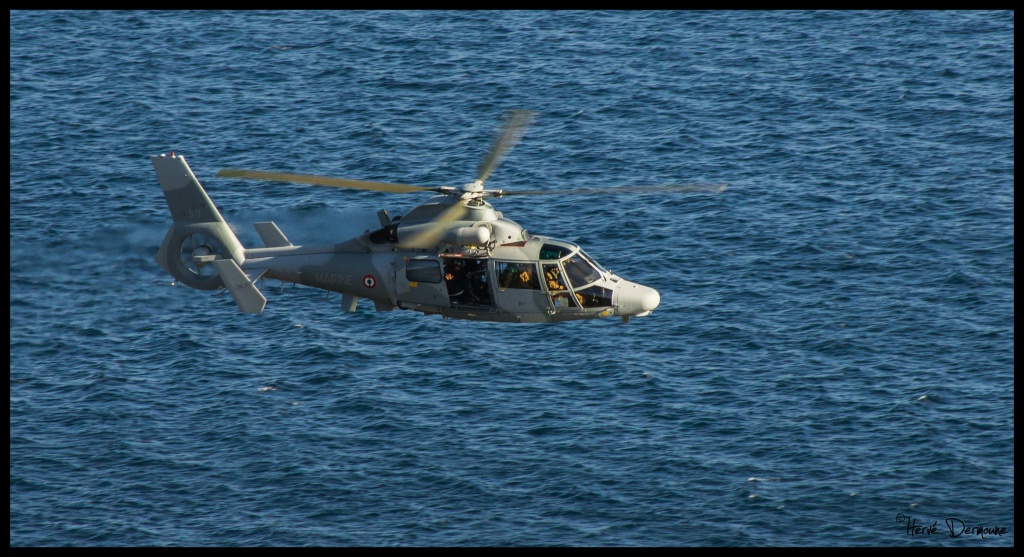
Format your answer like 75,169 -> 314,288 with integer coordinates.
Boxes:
152,110 -> 725,323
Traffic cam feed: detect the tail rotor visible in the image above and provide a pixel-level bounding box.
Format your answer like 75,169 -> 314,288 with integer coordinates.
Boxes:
179,233 -> 223,279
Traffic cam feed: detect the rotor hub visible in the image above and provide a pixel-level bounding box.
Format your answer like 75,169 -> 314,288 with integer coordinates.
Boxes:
461,180 -> 485,193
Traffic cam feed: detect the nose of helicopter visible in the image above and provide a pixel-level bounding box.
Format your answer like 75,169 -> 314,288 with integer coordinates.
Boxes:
615,281 -> 661,317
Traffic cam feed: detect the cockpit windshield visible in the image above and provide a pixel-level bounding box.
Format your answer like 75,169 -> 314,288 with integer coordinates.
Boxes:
562,252 -> 603,289
579,250 -> 608,274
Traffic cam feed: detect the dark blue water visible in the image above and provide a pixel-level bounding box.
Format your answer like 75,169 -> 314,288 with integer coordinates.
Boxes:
10,10 -> 1014,547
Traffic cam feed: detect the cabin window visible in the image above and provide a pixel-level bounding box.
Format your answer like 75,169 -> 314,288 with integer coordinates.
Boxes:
495,261 -> 540,290
406,259 -> 442,283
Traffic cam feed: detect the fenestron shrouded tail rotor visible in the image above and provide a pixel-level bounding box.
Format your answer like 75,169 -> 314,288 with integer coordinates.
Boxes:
180,233 -> 221,278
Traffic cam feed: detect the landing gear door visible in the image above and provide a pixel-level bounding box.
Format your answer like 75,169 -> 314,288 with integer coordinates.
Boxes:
396,256 -> 448,309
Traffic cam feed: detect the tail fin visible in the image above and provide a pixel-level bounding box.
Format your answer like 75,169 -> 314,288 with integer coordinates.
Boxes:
152,153 -> 246,291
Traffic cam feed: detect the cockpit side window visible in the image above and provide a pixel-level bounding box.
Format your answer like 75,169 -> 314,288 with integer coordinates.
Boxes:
542,264 -> 567,291
544,263 -> 582,308
496,261 -> 540,290
563,253 -> 602,289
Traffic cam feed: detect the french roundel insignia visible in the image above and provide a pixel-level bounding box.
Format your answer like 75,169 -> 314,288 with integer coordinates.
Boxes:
362,275 -> 376,288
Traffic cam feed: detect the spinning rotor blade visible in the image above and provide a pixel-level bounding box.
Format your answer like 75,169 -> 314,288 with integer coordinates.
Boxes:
216,169 -> 436,194
475,109 -> 537,185
498,183 -> 728,197
400,203 -> 470,249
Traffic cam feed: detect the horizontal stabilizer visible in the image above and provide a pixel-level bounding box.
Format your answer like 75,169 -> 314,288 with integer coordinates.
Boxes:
253,222 -> 293,247
211,259 -> 267,314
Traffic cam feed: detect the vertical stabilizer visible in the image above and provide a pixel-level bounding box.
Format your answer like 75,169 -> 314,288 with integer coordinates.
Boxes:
152,153 -> 246,290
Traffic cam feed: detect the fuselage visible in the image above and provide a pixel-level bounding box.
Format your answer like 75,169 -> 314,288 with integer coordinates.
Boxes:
242,231 -> 659,323
152,152 -> 660,322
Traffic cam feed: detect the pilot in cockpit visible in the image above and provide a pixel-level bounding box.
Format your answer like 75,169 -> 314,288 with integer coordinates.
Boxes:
545,264 -> 564,291
544,263 -> 583,307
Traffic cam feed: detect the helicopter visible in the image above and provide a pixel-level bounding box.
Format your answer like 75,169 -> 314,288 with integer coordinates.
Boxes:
152,110 -> 725,323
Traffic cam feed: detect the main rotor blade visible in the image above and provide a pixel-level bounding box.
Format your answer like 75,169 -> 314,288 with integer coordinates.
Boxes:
499,183 -> 728,196
475,109 -> 537,185
400,203 -> 470,249
216,169 -> 436,194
